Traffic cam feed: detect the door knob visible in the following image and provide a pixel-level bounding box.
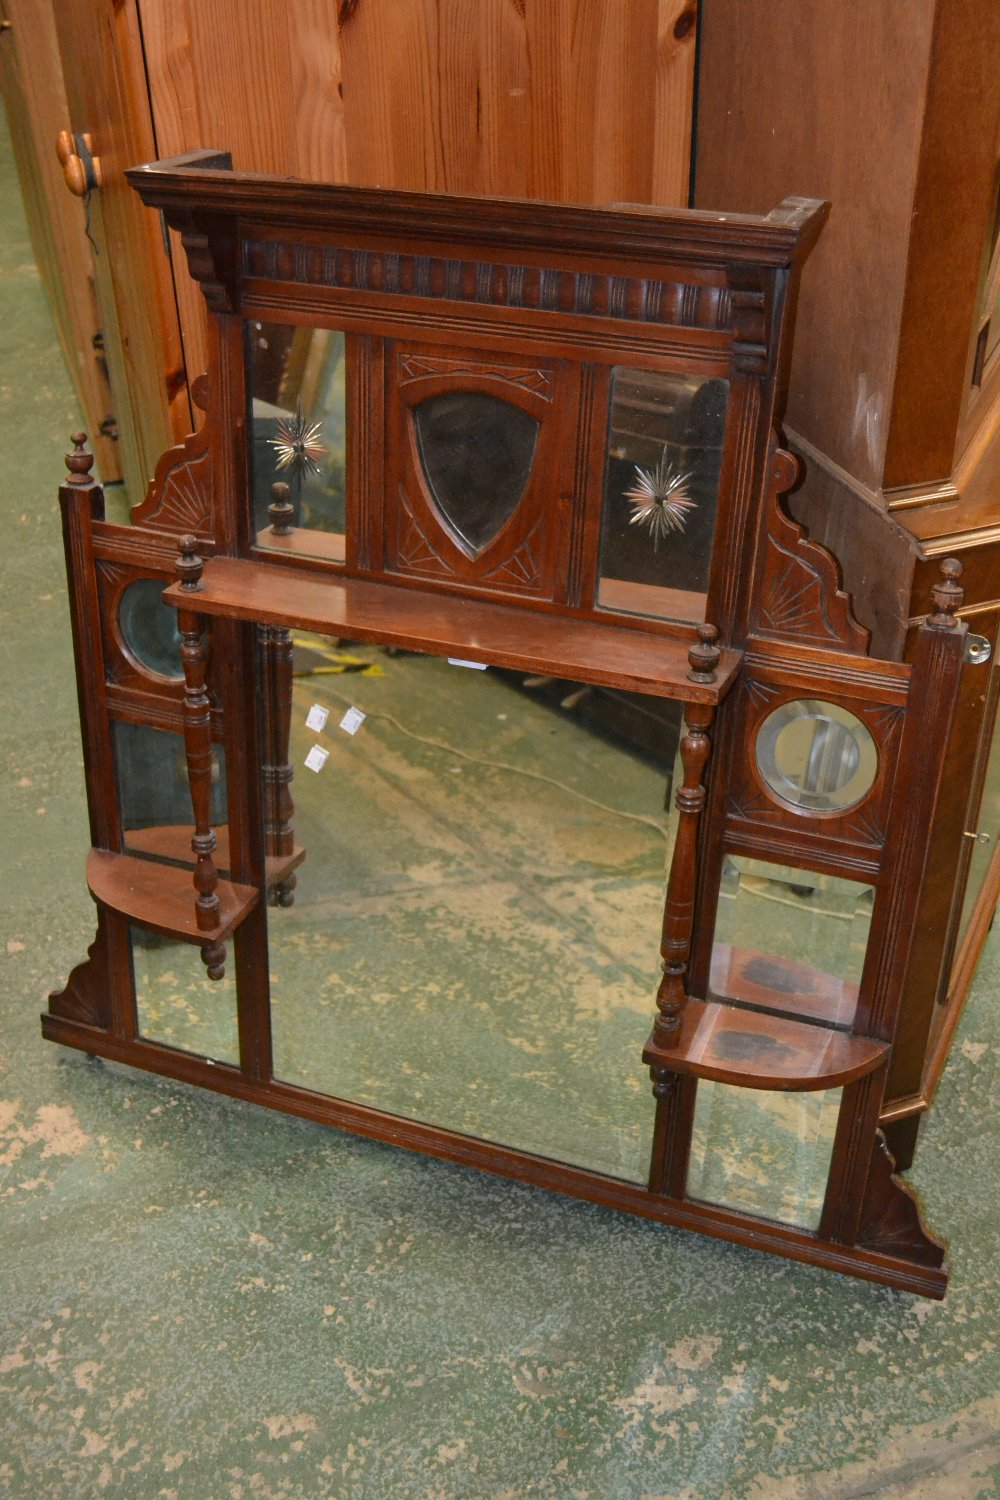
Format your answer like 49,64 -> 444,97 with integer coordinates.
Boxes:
55,130 -> 102,196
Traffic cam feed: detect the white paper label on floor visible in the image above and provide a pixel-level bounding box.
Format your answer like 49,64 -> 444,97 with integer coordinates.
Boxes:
339,706 -> 366,736
305,703 -> 329,733
304,745 -> 329,773
448,658 -> 488,670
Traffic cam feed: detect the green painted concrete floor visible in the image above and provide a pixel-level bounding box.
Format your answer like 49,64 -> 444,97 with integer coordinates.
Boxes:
4,111 -> 1000,1500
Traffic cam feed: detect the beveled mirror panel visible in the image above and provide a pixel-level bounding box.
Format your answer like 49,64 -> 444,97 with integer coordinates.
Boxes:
688,1081 -> 841,1230
413,391 -> 539,556
131,926 -> 240,1065
113,721 -> 227,860
248,321 -> 347,561
755,699 -> 878,813
261,636 -> 682,1183
597,368 -> 728,623
709,855 -> 873,1030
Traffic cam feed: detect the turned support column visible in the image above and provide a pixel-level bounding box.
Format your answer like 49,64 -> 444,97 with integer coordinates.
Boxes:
260,622 -> 297,906
175,535 -> 226,980
650,624 -> 720,1051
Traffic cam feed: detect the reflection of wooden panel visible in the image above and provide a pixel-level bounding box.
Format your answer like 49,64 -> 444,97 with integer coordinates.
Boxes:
0,0 -> 120,480
597,578 -> 706,624
123,823 -> 305,890
710,942 -> 858,1030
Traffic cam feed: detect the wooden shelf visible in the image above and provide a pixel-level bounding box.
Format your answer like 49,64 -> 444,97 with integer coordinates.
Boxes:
643,998 -> 888,1091
163,559 -> 742,704
87,849 -> 259,944
123,824 -> 306,889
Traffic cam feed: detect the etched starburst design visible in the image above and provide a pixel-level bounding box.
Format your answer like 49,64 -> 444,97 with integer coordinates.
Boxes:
624,452 -> 696,549
269,404 -> 326,478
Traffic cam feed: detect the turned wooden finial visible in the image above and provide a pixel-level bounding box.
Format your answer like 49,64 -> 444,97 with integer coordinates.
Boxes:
176,534 -> 204,592
687,623 -> 721,684
65,432 -> 95,486
929,557 -> 964,628
268,481 -> 295,536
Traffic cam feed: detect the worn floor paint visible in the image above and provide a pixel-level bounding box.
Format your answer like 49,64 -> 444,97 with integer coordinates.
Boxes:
3,113 -> 1000,1499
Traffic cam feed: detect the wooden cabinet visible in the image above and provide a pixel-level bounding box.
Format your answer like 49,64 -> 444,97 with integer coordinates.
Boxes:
693,0 -> 1000,1163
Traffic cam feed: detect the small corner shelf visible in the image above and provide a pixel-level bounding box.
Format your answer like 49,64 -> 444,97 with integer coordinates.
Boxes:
642,998 -> 888,1092
162,559 -> 742,704
86,848 -> 259,945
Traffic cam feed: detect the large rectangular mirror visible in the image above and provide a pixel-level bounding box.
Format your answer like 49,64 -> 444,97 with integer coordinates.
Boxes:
260,635 -> 683,1182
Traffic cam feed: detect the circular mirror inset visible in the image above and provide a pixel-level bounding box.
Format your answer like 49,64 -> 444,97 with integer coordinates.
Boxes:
118,578 -> 183,680
755,699 -> 877,813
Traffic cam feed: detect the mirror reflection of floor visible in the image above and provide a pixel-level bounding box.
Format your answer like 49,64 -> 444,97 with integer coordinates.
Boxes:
266,641 -> 670,1184
132,637 -> 850,1220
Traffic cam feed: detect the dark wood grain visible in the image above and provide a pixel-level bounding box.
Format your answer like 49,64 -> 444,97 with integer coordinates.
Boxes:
643,998 -> 888,1092
86,849 -> 258,942
163,559 -> 742,704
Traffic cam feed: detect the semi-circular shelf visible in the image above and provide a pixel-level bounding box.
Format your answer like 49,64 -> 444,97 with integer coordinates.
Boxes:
86,849 -> 259,944
643,997 -> 887,1091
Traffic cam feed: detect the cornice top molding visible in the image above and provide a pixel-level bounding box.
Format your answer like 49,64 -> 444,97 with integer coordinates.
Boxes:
126,151 -> 828,271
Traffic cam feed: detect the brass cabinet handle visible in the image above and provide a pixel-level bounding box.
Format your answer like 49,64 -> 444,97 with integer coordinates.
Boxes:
55,130 -> 102,196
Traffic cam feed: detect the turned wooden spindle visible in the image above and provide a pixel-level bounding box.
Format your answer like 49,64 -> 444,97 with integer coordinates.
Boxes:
687,622 -> 721,684
928,557 -> 964,629
268,481 -> 295,536
176,533 -> 204,592
260,624 -> 298,907
651,702 -> 714,1048
175,536 -> 223,978
65,432 -> 95,486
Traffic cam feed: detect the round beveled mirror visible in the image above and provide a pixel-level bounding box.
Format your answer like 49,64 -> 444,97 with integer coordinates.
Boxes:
118,578 -> 183,680
755,698 -> 877,813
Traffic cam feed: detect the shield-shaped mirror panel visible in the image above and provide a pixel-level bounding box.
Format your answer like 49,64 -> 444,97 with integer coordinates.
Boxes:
412,391 -> 540,557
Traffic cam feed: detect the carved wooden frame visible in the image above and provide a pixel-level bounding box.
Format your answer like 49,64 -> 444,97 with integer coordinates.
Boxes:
43,157 -> 971,1298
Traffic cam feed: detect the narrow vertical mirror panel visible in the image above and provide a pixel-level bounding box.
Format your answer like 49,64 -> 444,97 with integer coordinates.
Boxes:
130,926 -> 240,1065
709,856 -> 873,1030
113,721 -> 227,866
596,368 -> 728,623
260,634 -> 682,1182
687,1082 -> 842,1230
248,321 -> 347,561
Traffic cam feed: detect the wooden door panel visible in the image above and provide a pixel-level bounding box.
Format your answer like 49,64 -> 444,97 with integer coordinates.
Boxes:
0,0 -> 121,480
51,0 -> 189,502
